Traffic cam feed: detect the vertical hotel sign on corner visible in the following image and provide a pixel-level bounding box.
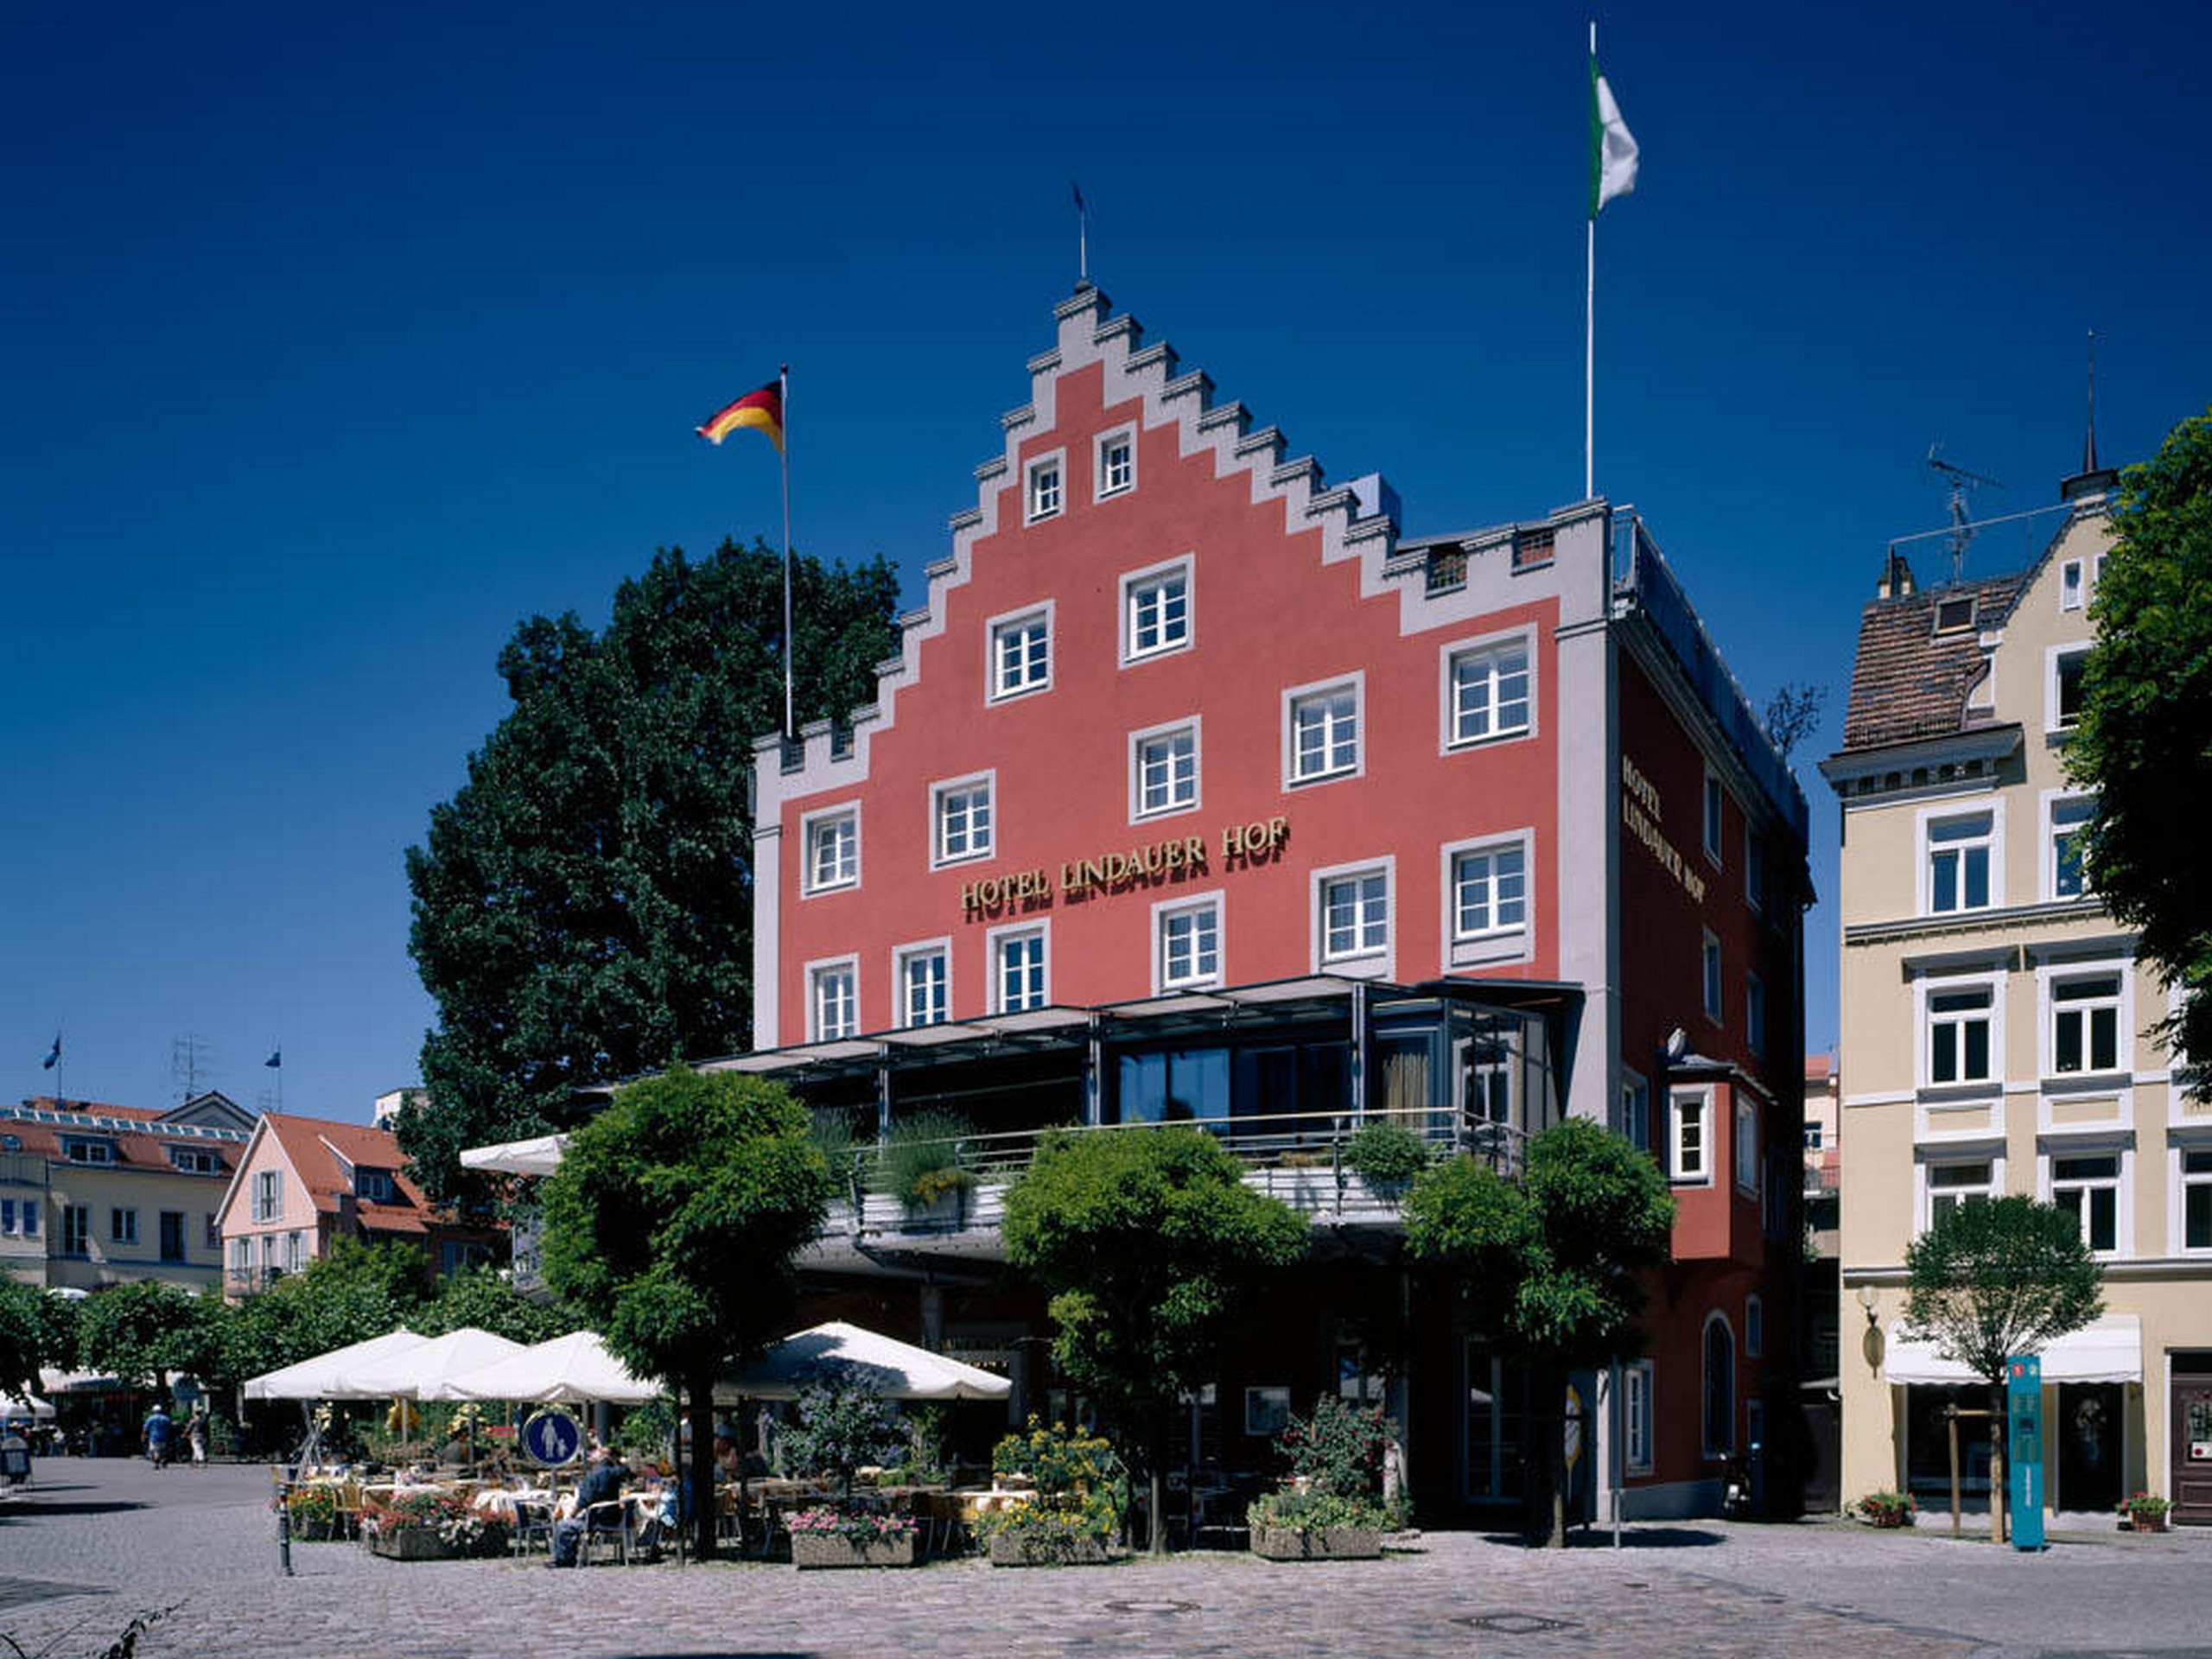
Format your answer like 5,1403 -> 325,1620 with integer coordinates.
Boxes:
1621,756 -> 1707,905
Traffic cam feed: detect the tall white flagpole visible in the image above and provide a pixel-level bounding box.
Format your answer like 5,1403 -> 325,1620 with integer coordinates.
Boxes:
780,364 -> 793,741
1586,20 -> 1598,503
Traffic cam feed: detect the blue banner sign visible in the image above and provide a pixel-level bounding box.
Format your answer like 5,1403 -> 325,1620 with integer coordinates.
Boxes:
522,1408 -> 582,1469
2007,1354 -> 2044,1552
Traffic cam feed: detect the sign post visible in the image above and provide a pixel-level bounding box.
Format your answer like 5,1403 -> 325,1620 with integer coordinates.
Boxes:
522,1408 -> 583,1471
2007,1355 -> 2044,1552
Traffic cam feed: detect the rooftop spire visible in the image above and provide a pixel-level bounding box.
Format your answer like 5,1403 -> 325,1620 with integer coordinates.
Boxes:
2062,329 -> 2120,501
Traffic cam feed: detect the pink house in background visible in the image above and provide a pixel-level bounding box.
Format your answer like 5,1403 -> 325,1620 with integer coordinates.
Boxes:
215,1111 -> 499,1300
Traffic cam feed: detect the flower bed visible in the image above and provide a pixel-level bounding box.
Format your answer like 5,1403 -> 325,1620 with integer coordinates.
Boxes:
979,1420 -> 1128,1567
2119,1491 -> 2171,1532
359,1489 -> 509,1560
1250,1524 -> 1384,1560
1246,1399 -> 1403,1562
788,1507 -> 918,1568
1853,1491 -> 1916,1529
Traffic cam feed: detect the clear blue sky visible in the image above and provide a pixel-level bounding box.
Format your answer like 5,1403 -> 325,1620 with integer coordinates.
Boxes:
6,1 -> 2207,1123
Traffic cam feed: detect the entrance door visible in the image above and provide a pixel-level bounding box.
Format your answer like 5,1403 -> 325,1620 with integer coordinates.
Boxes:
2174,1365 -> 2212,1526
2056,1382 -> 2123,1513
1463,1338 -> 1526,1505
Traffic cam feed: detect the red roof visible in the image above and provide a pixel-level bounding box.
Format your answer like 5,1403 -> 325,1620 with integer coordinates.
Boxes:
257,1113 -> 437,1235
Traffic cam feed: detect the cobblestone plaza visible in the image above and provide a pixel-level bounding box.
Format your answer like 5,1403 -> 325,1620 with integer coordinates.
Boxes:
3,1461 -> 2205,1658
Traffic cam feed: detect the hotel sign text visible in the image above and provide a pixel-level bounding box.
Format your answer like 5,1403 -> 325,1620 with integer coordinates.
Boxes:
1620,756 -> 1707,905
961,816 -> 1289,920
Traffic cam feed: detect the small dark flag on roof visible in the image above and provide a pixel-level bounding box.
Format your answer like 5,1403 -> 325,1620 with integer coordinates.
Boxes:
42,1033 -> 60,1070
265,1049 -> 282,1069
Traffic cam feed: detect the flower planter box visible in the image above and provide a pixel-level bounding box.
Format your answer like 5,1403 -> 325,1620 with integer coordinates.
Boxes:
987,1531 -> 1121,1567
287,1516 -> 340,1543
1862,1511 -> 1910,1529
791,1533 -> 918,1569
368,1529 -> 459,1561
1250,1525 -> 1385,1560
2124,1514 -> 2170,1533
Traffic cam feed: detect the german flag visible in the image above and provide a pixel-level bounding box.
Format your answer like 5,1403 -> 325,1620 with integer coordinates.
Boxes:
696,378 -> 783,451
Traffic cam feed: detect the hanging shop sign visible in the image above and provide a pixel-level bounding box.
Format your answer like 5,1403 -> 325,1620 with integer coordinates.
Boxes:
961,816 -> 1290,920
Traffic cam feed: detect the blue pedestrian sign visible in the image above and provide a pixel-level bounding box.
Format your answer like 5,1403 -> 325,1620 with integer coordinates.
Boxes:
2007,1355 -> 2044,1552
522,1408 -> 582,1469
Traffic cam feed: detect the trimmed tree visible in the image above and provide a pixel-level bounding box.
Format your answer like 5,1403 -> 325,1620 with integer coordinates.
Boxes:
2068,409 -> 2212,1094
402,539 -> 899,1206
74,1281 -> 207,1398
1903,1195 -> 2103,1543
537,1066 -> 830,1560
1001,1126 -> 1308,1555
1404,1117 -> 1676,1546
0,1280 -> 74,1399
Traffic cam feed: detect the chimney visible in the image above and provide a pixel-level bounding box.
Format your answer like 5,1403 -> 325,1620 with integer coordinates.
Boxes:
1877,548 -> 1917,600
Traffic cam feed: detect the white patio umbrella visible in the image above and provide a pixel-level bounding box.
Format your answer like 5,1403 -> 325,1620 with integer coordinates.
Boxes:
1,1390 -> 55,1421
427,1329 -> 663,1405
716,1320 -> 1012,1402
460,1132 -> 569,1177
242,1328 -> 430,1401
342,1327 -> 527,1400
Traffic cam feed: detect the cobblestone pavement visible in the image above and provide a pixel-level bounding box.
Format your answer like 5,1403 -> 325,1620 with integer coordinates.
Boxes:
3,1461 -> 2208,1659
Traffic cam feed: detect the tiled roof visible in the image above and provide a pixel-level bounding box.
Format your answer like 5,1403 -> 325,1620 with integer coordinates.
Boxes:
1836,570 -> 2029,753
259,1114 -> 434,1230
0,1116 -> 234,1179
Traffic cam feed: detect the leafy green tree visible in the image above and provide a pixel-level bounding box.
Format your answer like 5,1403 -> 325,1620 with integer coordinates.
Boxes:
0,1280 -> 75,1397
1001,1126 -> 1309,1555
402,539 -> 900,1206
538,1065 -> 831,1560
2069,409 -> 2212,1090
227,1238 -> 435,1386
418,1263 -> 572,1345
1405,1117 -> 1676,1546
74,1281 -> 207,1396
1903,1195 -> 2102,1543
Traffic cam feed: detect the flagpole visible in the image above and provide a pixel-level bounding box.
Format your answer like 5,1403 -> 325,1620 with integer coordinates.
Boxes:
1586,19 -> 1598,503
791,369 -> 800,747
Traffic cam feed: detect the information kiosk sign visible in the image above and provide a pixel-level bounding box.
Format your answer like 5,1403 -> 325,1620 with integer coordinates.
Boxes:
522,1408 -> 582,1469
2007,1354 -> 2044,1551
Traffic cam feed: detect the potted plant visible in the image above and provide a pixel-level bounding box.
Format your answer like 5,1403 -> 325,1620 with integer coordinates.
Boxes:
779,1378 -> 915,1567
1853,1491 -> 1916,1529
1343,1120 -> 1432,1194
980,1418 -> 1129,1567
1249,1397 -> 1402,1561
361,1490 -> 472,1560
283,1483 -> 342,1542
884,1111 -> 978,1224
2118,1491 -> 2172,1533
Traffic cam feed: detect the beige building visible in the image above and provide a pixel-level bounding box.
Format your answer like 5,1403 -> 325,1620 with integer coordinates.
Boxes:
1821,464 -> 2212,1525
0,1093 -> 251,1292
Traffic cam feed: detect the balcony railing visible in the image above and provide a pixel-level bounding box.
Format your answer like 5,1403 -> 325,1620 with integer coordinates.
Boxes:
225,1266 -> 280,1296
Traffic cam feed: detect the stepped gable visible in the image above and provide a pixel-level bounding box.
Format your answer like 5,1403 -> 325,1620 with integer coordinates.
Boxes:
1838,569 -> 2028,753
763,285 -> 1399,792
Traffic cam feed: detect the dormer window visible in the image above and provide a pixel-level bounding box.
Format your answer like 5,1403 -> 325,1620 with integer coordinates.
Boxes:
168,1147 -> 220,1175
355,1168 -> 397,1204
61,1137 -> 114,1165
1933,595 -> 1976,634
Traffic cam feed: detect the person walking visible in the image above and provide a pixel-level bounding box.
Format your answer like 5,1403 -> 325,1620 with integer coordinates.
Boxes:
142,1403 -> 175,1470
187,1408 -> 208,1467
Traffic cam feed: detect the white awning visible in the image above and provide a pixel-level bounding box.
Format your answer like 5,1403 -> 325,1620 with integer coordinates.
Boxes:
460,1133 -> 568,1177
1883,1314 -> 2141,1386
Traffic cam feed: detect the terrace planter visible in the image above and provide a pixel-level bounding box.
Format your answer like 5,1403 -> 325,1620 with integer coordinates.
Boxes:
368,1529 -> 457,1561
287,1516 -> 340,1543
987,1531 -> 1121,1567
791,1532 -> 918,1569
1250,1525 -> 1384,1560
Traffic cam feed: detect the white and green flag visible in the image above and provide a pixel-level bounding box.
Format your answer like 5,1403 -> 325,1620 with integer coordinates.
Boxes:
1589,59 -> 1639,217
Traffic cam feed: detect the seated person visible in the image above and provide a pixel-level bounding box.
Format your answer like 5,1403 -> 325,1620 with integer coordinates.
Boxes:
550,1446 -> 627,1567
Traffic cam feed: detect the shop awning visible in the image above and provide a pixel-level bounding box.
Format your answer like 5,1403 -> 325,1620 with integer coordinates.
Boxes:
1883,1314 -> 2141,1386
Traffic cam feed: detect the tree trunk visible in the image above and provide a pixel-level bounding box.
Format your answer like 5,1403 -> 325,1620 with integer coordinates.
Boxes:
1527,1363 -> 1566,1548
1987,1380 -> 2006,1547
689,1379 -> 718,1561
1147,1409 -> 1170,1558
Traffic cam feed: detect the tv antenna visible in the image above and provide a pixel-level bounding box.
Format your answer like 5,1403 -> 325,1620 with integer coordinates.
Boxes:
1927,444 -> 2002,584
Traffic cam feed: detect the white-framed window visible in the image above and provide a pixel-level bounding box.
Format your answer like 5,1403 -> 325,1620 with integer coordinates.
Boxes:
2046,792 -> 2094,900
1623,1359 -> 1655,1475
1804,1122 -> 1825,1150
1285,676 -> 1363,786
354,1168 -> 395,1203
1620,1070 -> 1650,1152
1441,632 -> 1533,748
228,1236 -> 250,1273
1026,451 -> 1064,522
2060,557 -> 2085,611
802,804 -> 860,895
2179,1146 -> 2212,1253
1733,1099 -> 1759,1196
809,957 -> 859,1041
1926,981 -> 1996,1085
2049,644 -> 2089,733
1701,1312 -> 1736,1458
897,943 -> 950,1028
2050,1149 -> 2124,1255
1923,808 -> 1998,915
988,606 -> 1052,701
1671,1086 -> 1712,1183
1442,834 -> 1531,967
931,772 -> 995,866
110,1207 -> 138,1246
1746,972 -> 1767,1058
990,922 -> 1049,1014
1702,768 -> 1725,866
1313,861 -> 1391,975
1129,719 -> 1199,820
283,1230 -> 303,1274
168,1146 -> 219,1174
1155,893 -> 1223,992
251,1169 -> 282,1224
1096,426 -> 1135,499
61,1205 -> 89,1255
2048,969 -> 2124,1076
1121,557 -> 1192,664
1745,1294 -> 1765,1359
1923,1156 -> 1999,1232
1701,931 -> 1723,1025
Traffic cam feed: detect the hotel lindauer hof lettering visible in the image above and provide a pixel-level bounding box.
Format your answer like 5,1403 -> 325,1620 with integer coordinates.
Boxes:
1620,756 -> 1707,905
961,816 -> 1289,919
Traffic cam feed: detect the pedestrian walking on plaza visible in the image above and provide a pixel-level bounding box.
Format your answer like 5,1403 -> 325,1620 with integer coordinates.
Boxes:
143,1403 -> 174,1470
188,1408 -> 208,1466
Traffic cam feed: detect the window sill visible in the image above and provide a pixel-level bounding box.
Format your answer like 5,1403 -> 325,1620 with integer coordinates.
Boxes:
1448,929 -> 1531,969
1121,645 -> 1192,669
1444,728 -> 1533,753
801,881 -> 859,899
1287,769 -> 1360,790
931,851 -> 994,871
